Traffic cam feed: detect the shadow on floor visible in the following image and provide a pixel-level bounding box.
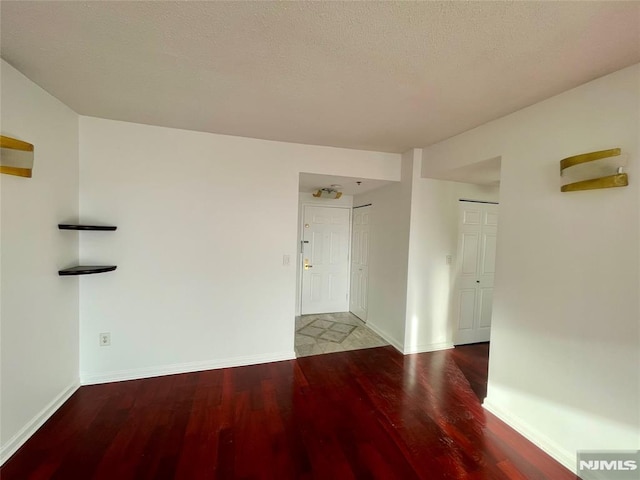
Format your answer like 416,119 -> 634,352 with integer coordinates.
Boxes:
451,342 -> 490,401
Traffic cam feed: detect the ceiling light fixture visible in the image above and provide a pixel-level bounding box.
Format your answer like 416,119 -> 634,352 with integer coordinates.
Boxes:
313,187 -> 342,199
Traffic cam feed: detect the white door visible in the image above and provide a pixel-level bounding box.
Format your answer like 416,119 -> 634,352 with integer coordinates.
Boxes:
301,206 -> 351,314
453,201 -> 499,345
349,205 -> 371,321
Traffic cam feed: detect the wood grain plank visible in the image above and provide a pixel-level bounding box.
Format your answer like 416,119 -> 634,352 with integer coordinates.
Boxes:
1,345 -> 577,479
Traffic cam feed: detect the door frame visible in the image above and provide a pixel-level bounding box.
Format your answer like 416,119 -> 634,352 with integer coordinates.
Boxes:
298,203 -> 353,316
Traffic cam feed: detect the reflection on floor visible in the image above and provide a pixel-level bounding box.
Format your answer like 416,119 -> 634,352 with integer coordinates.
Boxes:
295,312 -> 388,357
1,343 -> 573,479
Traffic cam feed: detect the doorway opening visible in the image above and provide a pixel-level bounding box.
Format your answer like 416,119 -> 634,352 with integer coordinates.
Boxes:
295,173 -> 392,357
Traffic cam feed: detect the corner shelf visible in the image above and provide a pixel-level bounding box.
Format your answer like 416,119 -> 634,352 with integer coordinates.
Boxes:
58,266 -> 117,276
58,222 -> 117,276
58,224 -> 117,231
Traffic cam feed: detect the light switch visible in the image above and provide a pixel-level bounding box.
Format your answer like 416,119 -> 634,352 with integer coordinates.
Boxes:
446,255 -> 453,265
283,254 -> 290,266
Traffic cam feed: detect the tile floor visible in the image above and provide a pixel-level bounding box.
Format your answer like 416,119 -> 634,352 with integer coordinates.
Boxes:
295,312 -> 388,357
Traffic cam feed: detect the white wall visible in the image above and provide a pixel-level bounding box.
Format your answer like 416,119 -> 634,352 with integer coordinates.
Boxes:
0,60 -> 79,463
295,192 -> 353,316
422,64 -> 640,469
356,146 -> 500,354
78,116 -> 400,383
405,174 -> 499,353
352,151 -> 414,350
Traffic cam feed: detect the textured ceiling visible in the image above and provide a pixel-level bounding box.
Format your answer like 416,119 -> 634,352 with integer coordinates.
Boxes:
1,1 -> 639,153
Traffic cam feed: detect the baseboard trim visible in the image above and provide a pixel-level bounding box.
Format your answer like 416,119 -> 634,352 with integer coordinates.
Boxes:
483,399 -> 576,474
363,323 -> 453,356
0,379 -> 80,466
364,321 -> 404,353
403,342 -> 453,355
80,351 -> 296,385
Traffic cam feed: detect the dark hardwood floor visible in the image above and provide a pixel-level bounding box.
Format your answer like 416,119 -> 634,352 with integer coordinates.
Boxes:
1,344 -> 577,479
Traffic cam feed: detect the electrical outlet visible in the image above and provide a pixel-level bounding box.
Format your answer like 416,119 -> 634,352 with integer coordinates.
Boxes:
446,255 -> 453,265
99,332 -> 111,346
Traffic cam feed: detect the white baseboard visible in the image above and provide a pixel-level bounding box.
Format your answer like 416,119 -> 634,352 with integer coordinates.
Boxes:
403,341 -> 453,355
483,398 -> 577,474
365,321 -> 404,353
81,351 -> 296,385
365,322 -> 453,356
1,380 -> 80,466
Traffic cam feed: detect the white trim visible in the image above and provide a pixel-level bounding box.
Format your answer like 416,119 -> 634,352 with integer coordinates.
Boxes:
1,380 -> 80,466
80,351 -> 296,385
483,398 -> 577,474
403,342 -> 453,355
365,321 -> 404,353
365,321 -> 453,356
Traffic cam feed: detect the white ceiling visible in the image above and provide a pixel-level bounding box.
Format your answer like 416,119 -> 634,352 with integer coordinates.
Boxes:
1,1 -> 639,154
299,173 -> 393,196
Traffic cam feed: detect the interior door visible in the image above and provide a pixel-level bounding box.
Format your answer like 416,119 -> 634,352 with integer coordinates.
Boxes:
349,205 -> 371,321
301,205 -> 351,315
453,201 -> 499,345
